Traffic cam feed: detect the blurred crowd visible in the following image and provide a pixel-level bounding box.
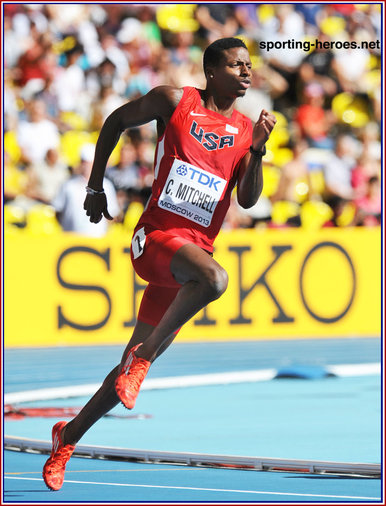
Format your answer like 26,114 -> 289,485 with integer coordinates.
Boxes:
4,3 -> 382,237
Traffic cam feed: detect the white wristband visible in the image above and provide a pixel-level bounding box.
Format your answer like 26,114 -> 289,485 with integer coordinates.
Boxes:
86,186 -> 105,196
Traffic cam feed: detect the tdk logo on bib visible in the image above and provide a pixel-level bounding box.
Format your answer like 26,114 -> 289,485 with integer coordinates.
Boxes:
158,159 -> 227,228
177,164 -> 223,191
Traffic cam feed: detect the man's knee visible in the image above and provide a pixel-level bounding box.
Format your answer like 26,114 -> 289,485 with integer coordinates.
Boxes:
204,265 -> 228,301
171,243 -> 228,299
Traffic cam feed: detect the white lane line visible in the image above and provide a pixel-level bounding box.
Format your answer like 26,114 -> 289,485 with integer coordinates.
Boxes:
4,363 -> 380,404
328,363 -> 381,376
4,369 -> 277,404
4,476 -> 381,500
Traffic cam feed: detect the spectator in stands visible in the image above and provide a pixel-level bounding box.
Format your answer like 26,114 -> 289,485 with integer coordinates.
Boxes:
117,17 -> 154,73
259,4 -> 306,109
53,40 -> 87,114
298,32 -> 337,99
96,84 -> 126,122
24,148 -> 70,205
233,3 -> 260,39
4,151 -> 28,204
105,142 -> 141,192
86,57 -> 127,103
322,134 -> 358,202
99,33 -> 130,86
323,196 -> 354,228
17,98 -> 60,165
4,74 -> 19,131
161,31 -> 205,89
4,12 -> 24,68
53,144 -> 121,237
354,175 -> 381,226
294,3 -> 324,33
272,139 -> 312,203
168,31 -> 201,66
331,33 -> 370,94
351,153 -> 381,199
35,73 -> 60,123
294,82 -> 335,149
15,23 -> 54,90
359,122 -> 381,161
195,4 -> 239,42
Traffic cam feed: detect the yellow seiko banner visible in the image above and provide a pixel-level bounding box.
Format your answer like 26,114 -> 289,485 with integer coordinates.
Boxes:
4,227 -> 381,347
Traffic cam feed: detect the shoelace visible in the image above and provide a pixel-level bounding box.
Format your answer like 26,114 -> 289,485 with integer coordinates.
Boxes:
48,447 -> 73,473
125,361 -> 149,391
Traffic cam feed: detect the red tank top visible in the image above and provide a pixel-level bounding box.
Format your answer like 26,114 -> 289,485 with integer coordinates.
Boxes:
137,86 -> 253,252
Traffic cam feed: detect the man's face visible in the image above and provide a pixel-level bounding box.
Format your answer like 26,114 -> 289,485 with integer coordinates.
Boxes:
209,47 -> 252,98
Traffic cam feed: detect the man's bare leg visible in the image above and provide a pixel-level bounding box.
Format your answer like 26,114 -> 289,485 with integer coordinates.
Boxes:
62,243 -> 227,445
62,321 -> 176,446
135,243 -> 228,362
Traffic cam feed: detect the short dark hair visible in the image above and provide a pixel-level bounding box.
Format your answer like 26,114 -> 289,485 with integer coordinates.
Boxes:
203,37 -> 248,73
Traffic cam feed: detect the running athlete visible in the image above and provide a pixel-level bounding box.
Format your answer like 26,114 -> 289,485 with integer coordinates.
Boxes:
43,37 -> 276,491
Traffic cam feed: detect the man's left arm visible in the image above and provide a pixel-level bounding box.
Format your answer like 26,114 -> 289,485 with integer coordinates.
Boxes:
237,110 -> 276,209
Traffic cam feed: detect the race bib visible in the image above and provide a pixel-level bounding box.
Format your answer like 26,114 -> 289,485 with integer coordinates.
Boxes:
158,159 -> 227,227
131,226 -> 146,259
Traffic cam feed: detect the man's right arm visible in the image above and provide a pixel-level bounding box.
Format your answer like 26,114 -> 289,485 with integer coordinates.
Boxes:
84,86 -> 183,224
87,86 -> 183,191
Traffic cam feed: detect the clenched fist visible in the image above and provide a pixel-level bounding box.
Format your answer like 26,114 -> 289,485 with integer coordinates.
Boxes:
83,192 -> 113,224
251,109 -> 277,151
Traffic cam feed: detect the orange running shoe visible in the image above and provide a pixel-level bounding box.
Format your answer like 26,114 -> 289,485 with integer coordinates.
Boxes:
42,421 -> 75,491
115,343 -> 151,409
